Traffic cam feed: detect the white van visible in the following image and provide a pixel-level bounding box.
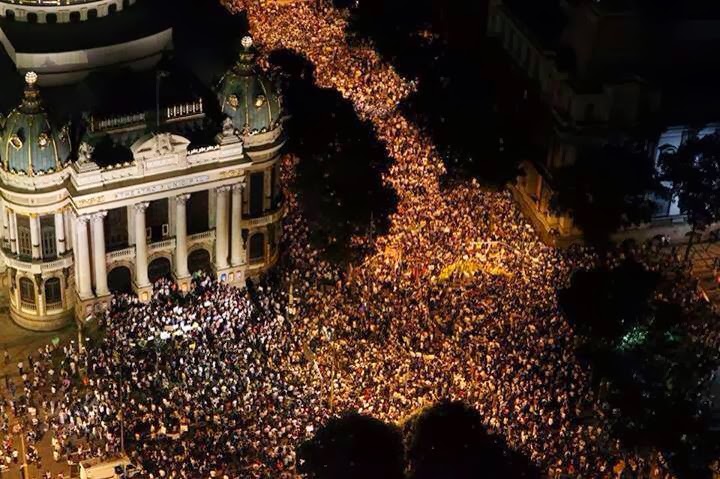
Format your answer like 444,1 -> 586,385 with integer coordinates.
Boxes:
79,455 -> 141,479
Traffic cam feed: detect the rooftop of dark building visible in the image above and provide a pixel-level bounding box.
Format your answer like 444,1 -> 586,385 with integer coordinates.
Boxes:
0,0 -> 172,54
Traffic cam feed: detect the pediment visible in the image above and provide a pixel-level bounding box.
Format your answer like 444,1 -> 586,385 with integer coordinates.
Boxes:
130,133 -> 190,159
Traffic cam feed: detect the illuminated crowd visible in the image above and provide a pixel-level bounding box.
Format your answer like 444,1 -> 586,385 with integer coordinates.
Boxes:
0,1 -> 716,478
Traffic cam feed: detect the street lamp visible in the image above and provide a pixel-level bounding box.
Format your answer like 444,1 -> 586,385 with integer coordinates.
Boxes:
11,423 -> 28,479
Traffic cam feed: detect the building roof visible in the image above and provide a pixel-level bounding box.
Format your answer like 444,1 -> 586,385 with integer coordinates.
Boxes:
592,0 -> 720,19
502,0 -> 568,51
217,37 -> 283,137
1,72 -> 71,176
0,0 -> 171,54
0,0 -> 275,170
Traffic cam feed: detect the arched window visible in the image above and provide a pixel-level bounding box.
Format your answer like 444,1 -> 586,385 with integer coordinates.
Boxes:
26,12 -> 37,23
148,257 -> 172,284
5,10 -> 15,21
19,277 -> 35,304
69,11 -> 81,23
108,3 -> 117,14
16,215 -> 32,258
46,13 -> 57,24
40,215 -> 56,258
108,266 -> 132,294
44,278 -> 62,305
188,249 -> 212,275
249,234 -> 265,262
87,8 -> 98,19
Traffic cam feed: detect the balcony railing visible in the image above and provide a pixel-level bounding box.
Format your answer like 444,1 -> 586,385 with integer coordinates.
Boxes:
106,246 -> 135,263
20,300 -> 36,313
240,205 -> 285,229
3,253 -> 72,274
148,238 -> 175,254
188,230 -> 215,248
188,230 -> 214,241
45,301 -> 63,313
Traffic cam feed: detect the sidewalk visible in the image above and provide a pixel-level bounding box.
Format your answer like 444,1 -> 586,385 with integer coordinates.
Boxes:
683,241 -> 720,308
0,311 -> 75,478
0,312 -> 74,379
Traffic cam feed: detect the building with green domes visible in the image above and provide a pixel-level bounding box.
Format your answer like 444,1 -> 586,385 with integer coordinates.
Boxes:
0,33 -> 286,331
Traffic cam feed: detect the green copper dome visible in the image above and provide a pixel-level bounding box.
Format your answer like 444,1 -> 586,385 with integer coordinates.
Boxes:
1,72 -> 71,176
217,36 -> 283,139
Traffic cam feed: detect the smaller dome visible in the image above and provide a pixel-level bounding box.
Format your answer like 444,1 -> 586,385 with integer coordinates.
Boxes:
1,72 -> 71,176
217,36 -> 283,141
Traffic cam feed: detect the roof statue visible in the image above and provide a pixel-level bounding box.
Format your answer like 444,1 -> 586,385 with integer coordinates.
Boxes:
154,132 -> 173,155
77,142 -> 94,164
222,116 -> 236,138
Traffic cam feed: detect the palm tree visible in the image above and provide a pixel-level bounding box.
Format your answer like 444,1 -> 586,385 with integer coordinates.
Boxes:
659,132 -> 720,261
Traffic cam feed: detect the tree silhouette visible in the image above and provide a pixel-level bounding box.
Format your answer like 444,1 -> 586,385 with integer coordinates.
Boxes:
269,50 -> 397,263
298,403 -> 541,479
405,402 -> 541,479
551,143 -> 662,244
559,259 -> 720,478
659,132 -> 720,261
342,0 -> 525,187
297,413 -> 405,479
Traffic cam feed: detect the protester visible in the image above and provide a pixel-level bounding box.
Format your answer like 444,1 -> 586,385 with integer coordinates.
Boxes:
0,1 -> 712,477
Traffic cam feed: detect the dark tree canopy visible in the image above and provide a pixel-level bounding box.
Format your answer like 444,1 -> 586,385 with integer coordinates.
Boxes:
560,259 -> 660,344
269,50 -> 397,263
559,260 -> 720,478
405,402 -> 541,479
659,132 -> 720,229
297,403 -> 541,479
296,413 -> 405,479
552,143 -> 662,243
342,0 -> 526,187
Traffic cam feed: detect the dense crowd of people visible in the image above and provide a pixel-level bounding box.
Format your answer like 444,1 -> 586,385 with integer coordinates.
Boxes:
47,274 -> 326,478
0,1 -> 716,478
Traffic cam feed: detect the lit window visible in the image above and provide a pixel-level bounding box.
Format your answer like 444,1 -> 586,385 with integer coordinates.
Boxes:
19,277 -> 34,303
44,278 -> 61,304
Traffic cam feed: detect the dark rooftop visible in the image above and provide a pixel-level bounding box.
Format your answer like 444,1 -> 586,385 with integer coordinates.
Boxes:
503,0 -> 568,51
594,0 -> 720,19
0,0 -> 250,160
0,0 -> 171,54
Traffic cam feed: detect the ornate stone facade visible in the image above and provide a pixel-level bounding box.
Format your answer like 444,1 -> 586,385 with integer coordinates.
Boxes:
0,37 -> 285,331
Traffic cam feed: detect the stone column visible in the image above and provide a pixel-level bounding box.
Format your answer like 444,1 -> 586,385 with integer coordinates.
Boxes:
215,186 -> 230,269
230,182 -> 244,266
208,190 -> 217,229
175,194 -> 190,278
264,225 -> 271,263
134,203 -> 150,287
54,210 -> 66,256
74,215 -> 93,299
91,212 -> 109,296
8,211 -> 16,254
2,205 -> 9,250
127,205 -> 136,246
29,214 -> 41,259
263,169 -> 272,212
64,210 -> 73,251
